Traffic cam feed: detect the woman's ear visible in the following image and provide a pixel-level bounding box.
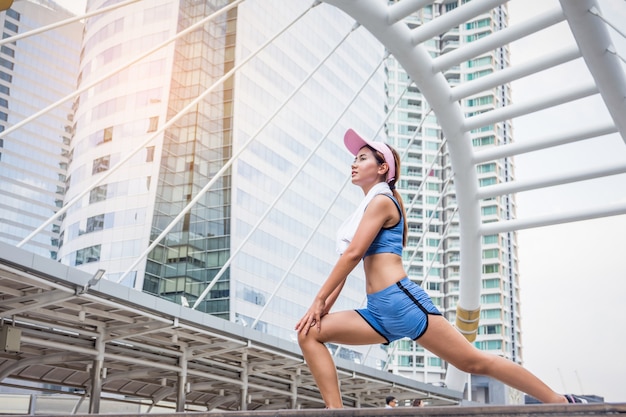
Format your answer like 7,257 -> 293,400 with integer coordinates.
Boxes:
378,162 -> 389,176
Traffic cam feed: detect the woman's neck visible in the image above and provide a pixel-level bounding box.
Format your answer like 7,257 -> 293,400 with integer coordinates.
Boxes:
362,181 -> 389,196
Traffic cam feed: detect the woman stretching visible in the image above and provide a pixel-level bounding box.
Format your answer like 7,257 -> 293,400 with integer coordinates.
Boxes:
295,128 -> 580,408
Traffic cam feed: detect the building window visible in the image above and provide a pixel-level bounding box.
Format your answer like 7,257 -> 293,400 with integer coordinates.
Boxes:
1,45 -> 14,58
92,155 -> 110,174
466,18 -> 492,31
477,162 -> 496,173
482,278 -> 501,289
86,214 -> 105,233
147,116 -> 158,132
396,339 -> 413,351
482,248 -> 499,259
482,234 -> 498,244
103,126 -> 113,142
92,97 -> 125,120
398,355 -> 414,367
428,357 -> 442,367
242,286 -> 266,306
146,146 -> 155,162
472,135 -> 495,147
0,58 -> 13,70
89,185 -> 107,203
474,340 -> 503,351
74,245 -> 101,266
6,9 -> 20,21
3,21 -> 18,33
426,238 -> 440,247
479,324 -> 502,335
136,87 -> 161,105
96,44 -> 121,66
480,293 -> 501,304
479,177 -> 497,187
480,308 -> 502,319
467,95 -> 494,107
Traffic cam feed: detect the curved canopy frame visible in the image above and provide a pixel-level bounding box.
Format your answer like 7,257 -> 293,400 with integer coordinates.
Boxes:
322,0 -> 626,390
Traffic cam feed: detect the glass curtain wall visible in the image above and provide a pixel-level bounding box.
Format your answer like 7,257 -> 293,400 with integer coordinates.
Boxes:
0,2 -> 81,259
143,0 -> 234,317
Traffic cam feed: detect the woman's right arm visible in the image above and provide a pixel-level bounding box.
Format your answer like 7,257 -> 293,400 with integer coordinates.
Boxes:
295,195 -> 395,334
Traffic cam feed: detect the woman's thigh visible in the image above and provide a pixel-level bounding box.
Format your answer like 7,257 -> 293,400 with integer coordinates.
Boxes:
309,310 -> 387,346
417,315 -> 485,368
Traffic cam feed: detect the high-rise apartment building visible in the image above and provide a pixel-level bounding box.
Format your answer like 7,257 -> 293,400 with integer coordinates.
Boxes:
382,3 -> 447,384
58,0 -> 388,367
0,1 -> 82,259
384,1 -> 521,403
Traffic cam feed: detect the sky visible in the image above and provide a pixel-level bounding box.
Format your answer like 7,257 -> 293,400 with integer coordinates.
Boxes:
55,0 -> 626,403
508,0 -> 626,403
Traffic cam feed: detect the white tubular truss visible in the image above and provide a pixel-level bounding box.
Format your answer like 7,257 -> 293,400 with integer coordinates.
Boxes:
322,0 -> 626,392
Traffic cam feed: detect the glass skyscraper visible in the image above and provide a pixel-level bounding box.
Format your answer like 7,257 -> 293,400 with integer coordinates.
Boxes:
0,1 -> 81,259
58,0 -> 388,367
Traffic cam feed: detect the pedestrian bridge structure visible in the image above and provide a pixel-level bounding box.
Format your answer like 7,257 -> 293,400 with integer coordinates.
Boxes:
1,0 -> 625,413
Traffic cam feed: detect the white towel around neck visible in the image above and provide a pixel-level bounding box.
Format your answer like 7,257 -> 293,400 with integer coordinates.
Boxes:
336,181 -> 393,255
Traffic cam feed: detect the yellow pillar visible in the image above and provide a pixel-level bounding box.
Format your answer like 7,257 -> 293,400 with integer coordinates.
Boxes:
455,306 -> 481,342
0,1 -> 14,12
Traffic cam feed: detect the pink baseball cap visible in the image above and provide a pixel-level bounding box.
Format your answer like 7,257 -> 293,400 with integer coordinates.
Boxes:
344,128 -> 396,183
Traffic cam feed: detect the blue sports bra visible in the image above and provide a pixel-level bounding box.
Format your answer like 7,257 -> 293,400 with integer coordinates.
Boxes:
364,195 -> 404,258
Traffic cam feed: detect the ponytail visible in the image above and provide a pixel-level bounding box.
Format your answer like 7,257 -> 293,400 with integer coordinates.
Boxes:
388,147 -> 408,247
370,144 -> 408,247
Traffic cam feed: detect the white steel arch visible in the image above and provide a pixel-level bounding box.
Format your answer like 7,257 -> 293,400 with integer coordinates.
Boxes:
321,0 -> 626,390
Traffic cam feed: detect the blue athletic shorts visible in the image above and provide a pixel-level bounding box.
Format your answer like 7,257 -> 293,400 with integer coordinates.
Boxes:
355,277 -> 442,344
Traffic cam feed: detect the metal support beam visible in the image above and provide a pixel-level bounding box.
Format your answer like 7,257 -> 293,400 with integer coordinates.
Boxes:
477,161 -> 626,199
411,0 -> 508,46
0,290 -> 75,317
291,370 -> 300,409
479,201 -> 626,234
176,349 -> 188,412
560,0 -> 626,143
432,6 -> 565,71
463,82 -> 598,132
89,330 -> 105,414
450,46 -> 581,101
472,122 -> 617,163
240,352 -> 249,411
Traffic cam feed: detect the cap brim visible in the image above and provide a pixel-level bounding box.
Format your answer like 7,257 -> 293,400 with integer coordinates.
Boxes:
344,128 -> 369,156
343,128 -> 396,183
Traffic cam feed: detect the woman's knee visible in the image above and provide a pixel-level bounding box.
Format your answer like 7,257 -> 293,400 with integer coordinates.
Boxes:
297,328 -> 320,349
297,330 -> 308,348
454,352 -> 496,375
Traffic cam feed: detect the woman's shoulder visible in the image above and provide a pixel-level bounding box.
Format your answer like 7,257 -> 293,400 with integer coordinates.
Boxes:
368,193 -> 398,213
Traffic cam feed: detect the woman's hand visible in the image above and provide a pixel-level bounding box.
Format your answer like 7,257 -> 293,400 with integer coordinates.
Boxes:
295,297 -> 326,335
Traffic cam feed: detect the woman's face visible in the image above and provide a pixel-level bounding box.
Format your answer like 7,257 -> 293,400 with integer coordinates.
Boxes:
351,146 -> 386,187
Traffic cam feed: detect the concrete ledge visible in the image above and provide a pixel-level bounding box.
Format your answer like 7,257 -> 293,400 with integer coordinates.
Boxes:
2,402 -> 625,417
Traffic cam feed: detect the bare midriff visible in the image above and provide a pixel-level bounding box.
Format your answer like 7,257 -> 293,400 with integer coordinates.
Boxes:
363,253 -> 406,294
